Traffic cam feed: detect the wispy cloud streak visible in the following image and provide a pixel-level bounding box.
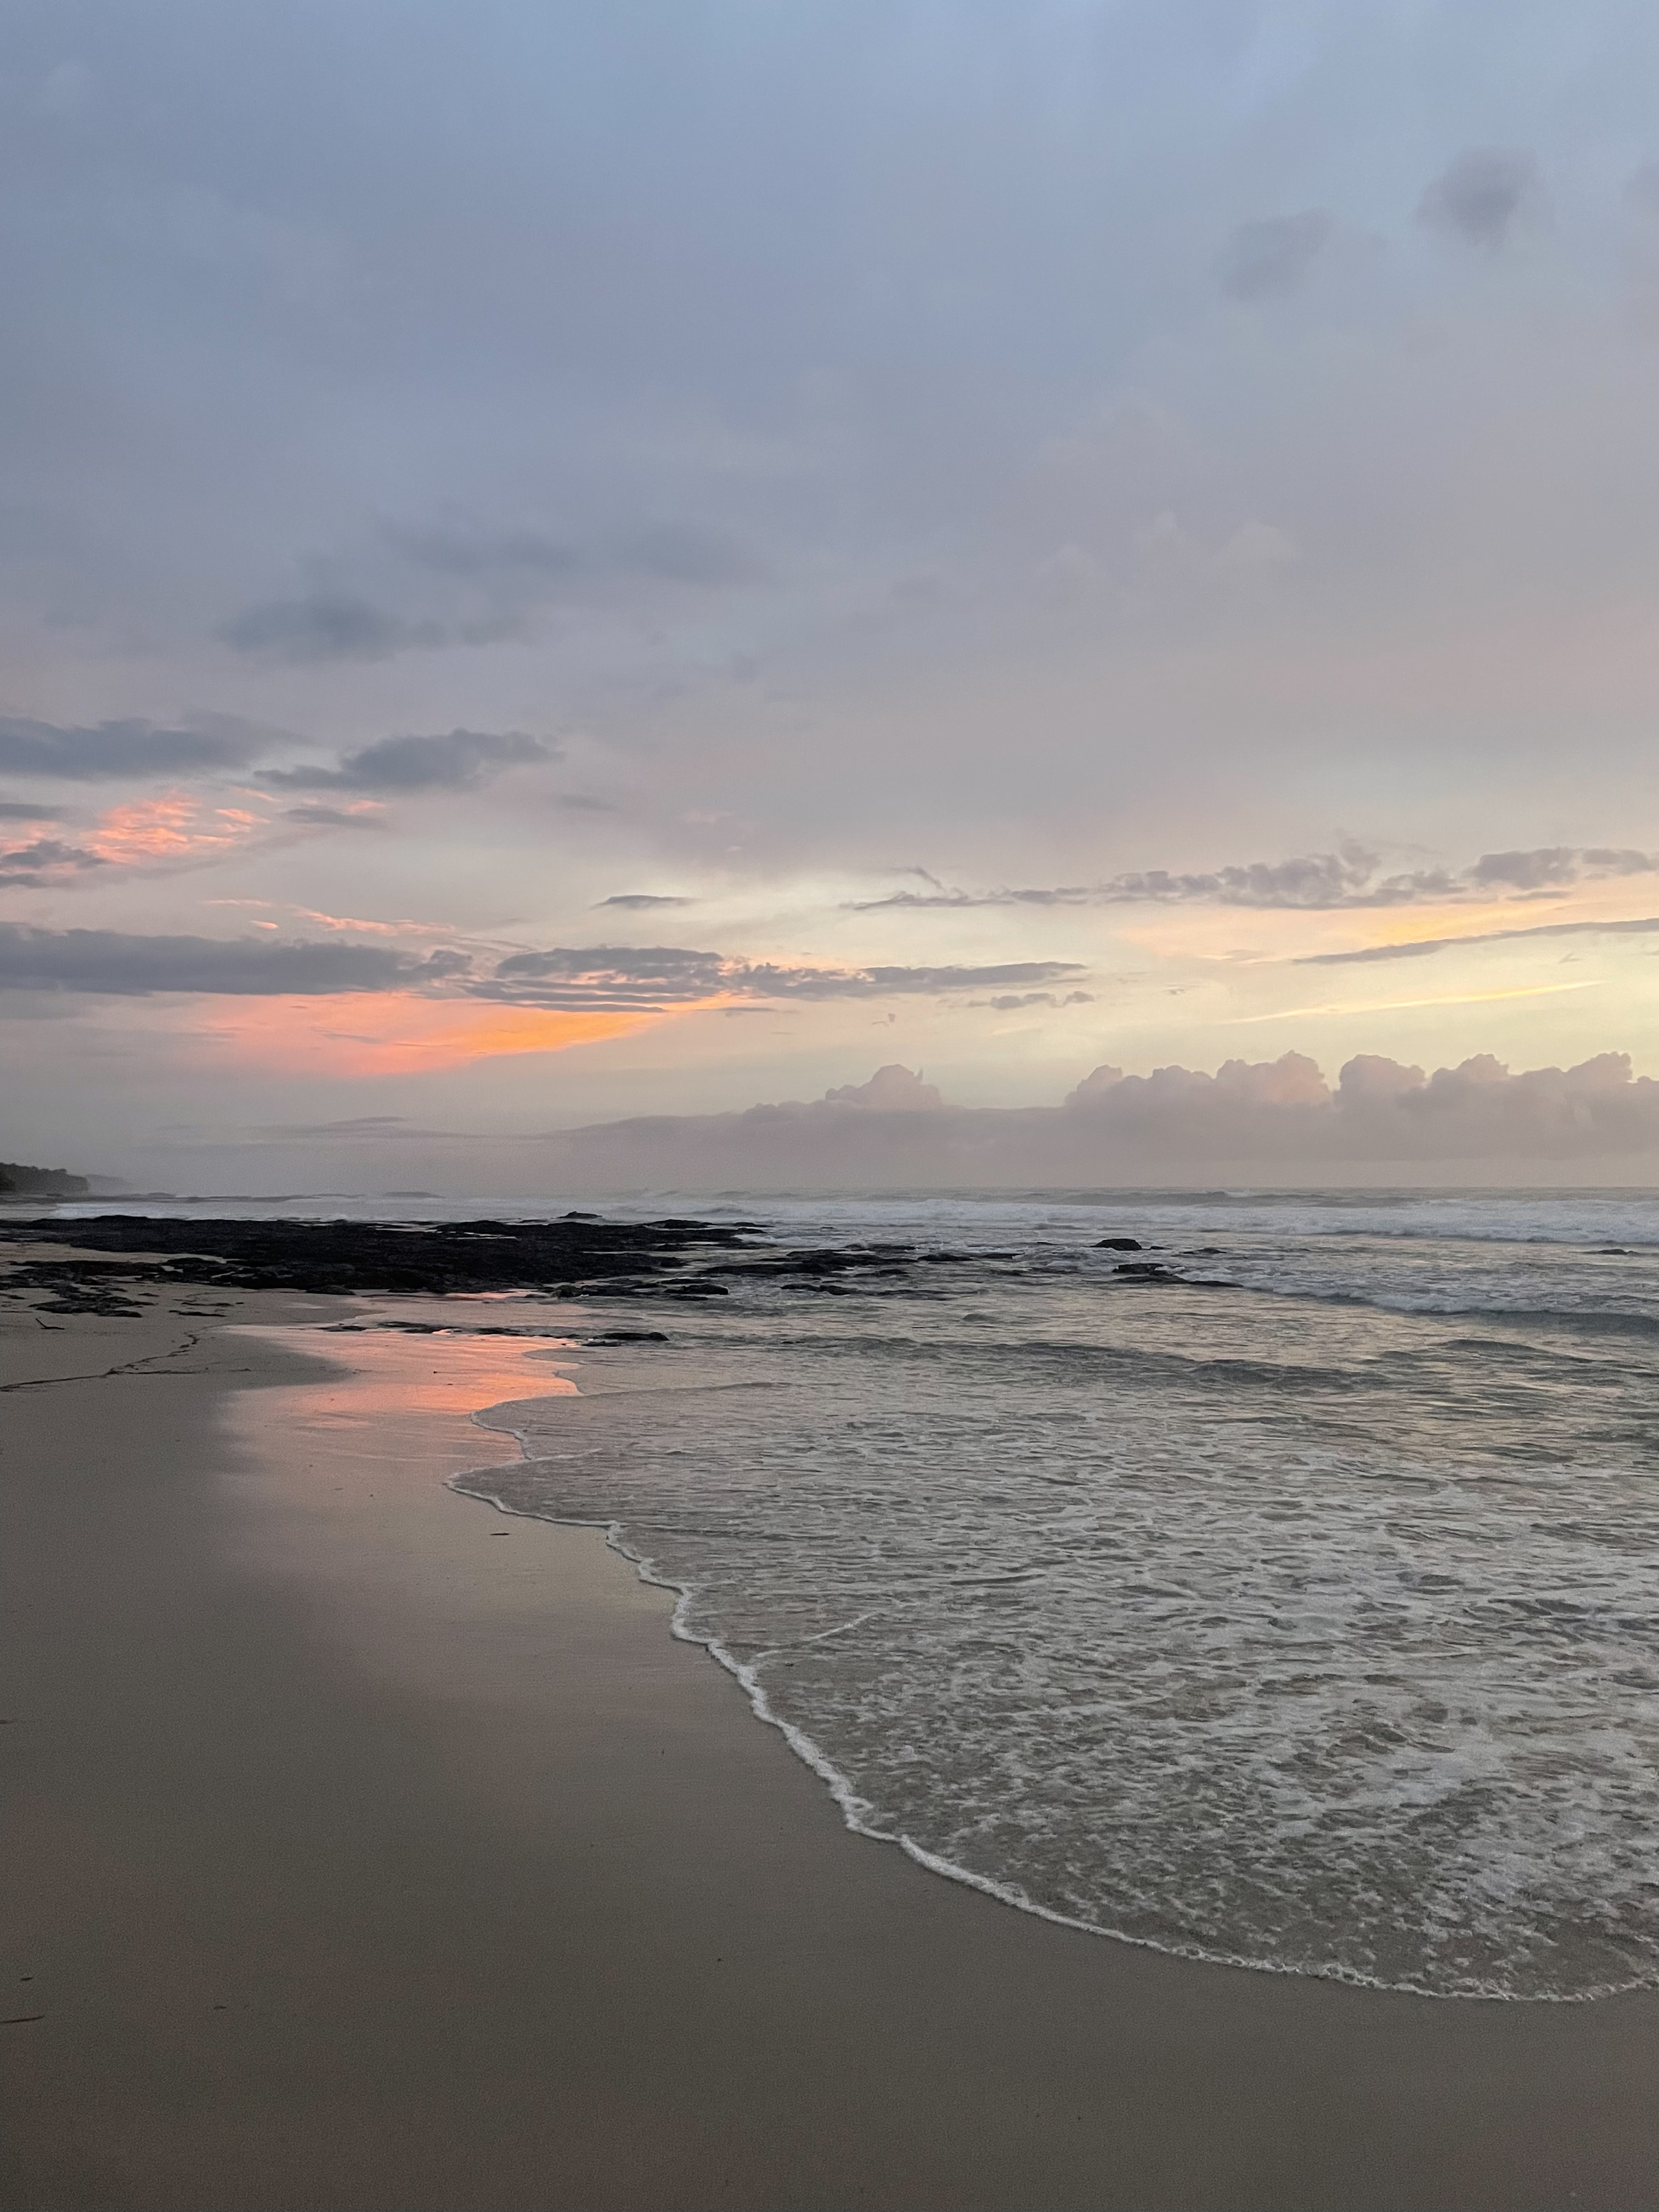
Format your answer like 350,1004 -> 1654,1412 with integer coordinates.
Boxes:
1297,916 -> 1659,966
855,848 -> 1659,915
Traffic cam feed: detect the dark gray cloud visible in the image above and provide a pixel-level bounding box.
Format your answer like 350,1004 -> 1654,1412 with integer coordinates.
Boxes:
487,943 -> 727,1009
975,989 -> 1096,1011
1417,149 -> 1539,249
0,800 -> 58,820
1298,913 -> 1659,966
0,716 -> 262,781
0,923 -> 1083,1014
0,839 -> 107,889
534,1050 -> 1659,1188
596,893 -> 693,909
1216,211 -> 1331,300
1469,847 -> 1654,890
483,946 -> 1085,1011
219,592 -> 521,662
0,923 -> 471,996
281,803 -> 386,828
857,845 -> 1658,915
263,729 -> 555,793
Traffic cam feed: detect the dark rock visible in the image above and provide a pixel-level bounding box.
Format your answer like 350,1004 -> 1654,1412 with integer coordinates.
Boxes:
0,1212 -> 753,1302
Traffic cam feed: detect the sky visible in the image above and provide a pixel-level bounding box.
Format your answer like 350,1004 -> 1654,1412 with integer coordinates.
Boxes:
3,0 -> 1657,1189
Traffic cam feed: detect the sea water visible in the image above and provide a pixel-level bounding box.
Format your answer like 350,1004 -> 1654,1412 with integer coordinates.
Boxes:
446,1190 -> 1659,2000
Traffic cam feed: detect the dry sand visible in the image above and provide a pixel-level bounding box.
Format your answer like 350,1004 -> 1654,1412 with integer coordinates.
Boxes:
4,1288 -> 1657,2211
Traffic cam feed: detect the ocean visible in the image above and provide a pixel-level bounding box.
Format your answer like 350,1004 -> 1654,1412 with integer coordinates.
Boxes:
451,1189 -> 1659,2002
65,1185 -> 1659,1999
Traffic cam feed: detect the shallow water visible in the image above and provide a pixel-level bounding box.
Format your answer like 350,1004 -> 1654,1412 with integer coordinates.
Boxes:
441,1191 -> 1659,2000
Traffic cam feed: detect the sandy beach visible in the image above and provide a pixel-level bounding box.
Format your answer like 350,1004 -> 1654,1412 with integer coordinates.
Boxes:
5,1285 -> 1658,2211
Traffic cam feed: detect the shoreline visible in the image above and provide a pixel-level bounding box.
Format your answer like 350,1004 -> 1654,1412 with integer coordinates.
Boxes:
5,1290 -> 1659,2208
454,1442 -> 1640,2012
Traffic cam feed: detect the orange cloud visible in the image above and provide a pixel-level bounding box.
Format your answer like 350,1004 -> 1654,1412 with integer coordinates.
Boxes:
187,991 -> 705,1075
290,906 -> 463,938
91,789 -> 273,865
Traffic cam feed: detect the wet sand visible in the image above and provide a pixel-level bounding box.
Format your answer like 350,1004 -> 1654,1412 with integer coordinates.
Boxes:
4,1289 -> 1658,2211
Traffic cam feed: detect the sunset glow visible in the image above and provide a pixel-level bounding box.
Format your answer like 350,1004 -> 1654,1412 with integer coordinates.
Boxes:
188,992 -> 712,1076
2,2 -> 1655,1189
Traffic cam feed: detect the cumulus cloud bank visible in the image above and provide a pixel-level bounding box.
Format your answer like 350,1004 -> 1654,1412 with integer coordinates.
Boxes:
534,1051 -> 1659,1189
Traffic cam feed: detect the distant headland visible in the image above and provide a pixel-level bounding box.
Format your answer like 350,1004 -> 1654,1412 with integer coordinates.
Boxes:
0,1161 -> 89,1199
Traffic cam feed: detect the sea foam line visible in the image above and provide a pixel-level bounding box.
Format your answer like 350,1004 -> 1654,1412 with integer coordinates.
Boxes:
452,1396 -> 1635,2008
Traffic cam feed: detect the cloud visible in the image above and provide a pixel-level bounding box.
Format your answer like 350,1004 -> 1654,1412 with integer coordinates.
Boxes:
86,792 -> 270,868
390,517 -> 763,590
486,943 -> 729,1008
1417,149 -> 1539,249
219,592 -> 521,662
389,523 -> 583,578
855,845 -> 1659,914
597,892 -> 693,909
0,838 -> 107,889
0,923 -> 470,996
0,800 -> 58,821
1469,847 -> 1654,890
281,802 -> 386,827
745,960 -> 1086,1002
1052,1049 -> 1659,1161
2,791 -> 290,888
0,922 -> 1084,1016
975,989 -> 1097,1010
620,523 -> 764,587
262,729 -> 555,792
858,849 -> 1402,911
1215,211 -> 1330,299
0,716 -> 262,781
531,1050 -> 1659,1188
483,946 -> 1086,1011
822,1064 -> 943,1110
1299,914 -> 1659,966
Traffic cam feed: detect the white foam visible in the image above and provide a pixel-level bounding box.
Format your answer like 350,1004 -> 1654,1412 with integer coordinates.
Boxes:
439,1199 -> 1659,2003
